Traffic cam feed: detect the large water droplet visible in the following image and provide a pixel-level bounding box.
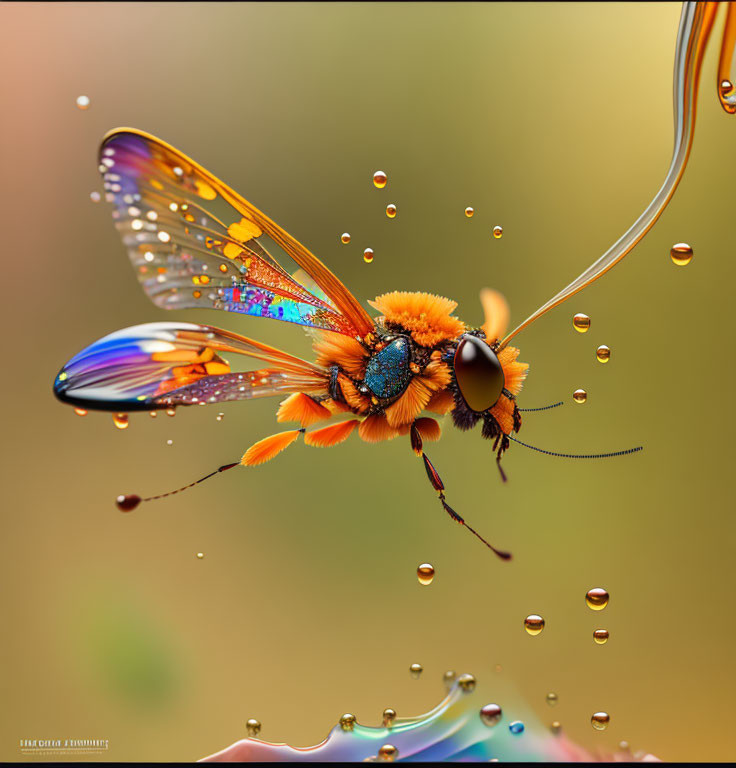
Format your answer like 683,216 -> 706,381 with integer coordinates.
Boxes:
409,663 -> 423,679
341,232 -> 351,244
593,629 -> 609,644
196,552 -> 204,559
573,313 -> 591,333
373,171 -> 387,189
246,718 -> 261,737
596,345 -> 611,364
339,713 -> 356,731
417,563 -> 434,585
377,744 -> 398,761
670,242 -> 693,266
591,712 -> 610,731
573,389 -> 587,404
112,413 -> 129,429
509,720 -> 525,734
74,407 -> 87,416
546,692 -> 558,706
586,587 -> 609,610
457,673 -> 476,693
382,708 -> 396,727
363,248 -> 374,263
492,225 -> 503,239
464,207 -> 474,218
89,191 -> 100,203
76,95 -> 90,110
524,614 -> 545,636
480,703 -> 502,726
386,204 -> 397,218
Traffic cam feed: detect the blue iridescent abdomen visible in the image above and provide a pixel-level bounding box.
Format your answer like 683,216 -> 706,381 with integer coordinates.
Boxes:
364,337 -> 411,399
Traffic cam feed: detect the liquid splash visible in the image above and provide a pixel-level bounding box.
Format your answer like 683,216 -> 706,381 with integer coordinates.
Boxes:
200,676 -> 658,762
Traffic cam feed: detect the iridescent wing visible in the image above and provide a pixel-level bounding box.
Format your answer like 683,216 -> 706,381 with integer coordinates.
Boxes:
99,129 -> 375,338
53,323 -> 329,411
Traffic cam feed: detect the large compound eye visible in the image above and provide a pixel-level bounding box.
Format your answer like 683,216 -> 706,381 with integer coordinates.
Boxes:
453,335 -> 505,412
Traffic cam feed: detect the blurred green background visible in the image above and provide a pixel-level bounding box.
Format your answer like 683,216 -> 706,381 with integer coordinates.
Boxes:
1,1 -> 734,762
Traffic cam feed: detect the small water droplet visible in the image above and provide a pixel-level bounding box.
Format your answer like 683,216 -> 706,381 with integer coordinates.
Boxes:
573,313 -> 591,333
216,412 -> 224,421
246,718 -> 261,737
480,703 -> 502,726
573,389 -> 587,404
382,708 -> 396,727
386,203 -> 397,218
524,614 -> 545,635
550,721 -> 562,735
166,408 -> 176,417
339,713 -> 356,731
586,587 -> 609,611
166,439 -> 173,446
546,692 -> 558,706
74,407 -> 87,416
196,552 -> 204,559
363,248 -> 374,263
670,242 -> 693,266
591,712 -> 610,731
593,629 -> 609,644
341,232 -> 351,244
377,744 -> 398,762
596,345 -> 611,364
112,413 -> 129,429
116,494 -> 141,512
509,720 -> 525,735
443,670 -> 456,688
373,171 -> 387,189
409,663 -> 423,679
721,79 -> 735,97
619,740 -> 630,752
457,673 -> 476,693
417,563 -> 434,585
76,95 -> 90,110
492,225 -> 503,239
149,411 -> 158,418
89,191 -> 100,203
219,264 -> 228,273
465,207 -> 474,218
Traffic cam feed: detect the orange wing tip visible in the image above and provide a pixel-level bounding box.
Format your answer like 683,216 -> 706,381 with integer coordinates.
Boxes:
414,417 -> 441,442
277,393 -> 331,427
241,430 -> 302,466
358,414 -> 400,443
304,420 -> 360,447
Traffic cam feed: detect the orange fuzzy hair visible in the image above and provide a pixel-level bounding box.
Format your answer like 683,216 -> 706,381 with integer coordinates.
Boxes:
369,292 -> 466,347
277,393 -> 332,427
498,346 -> 528,396
312,332 -> 368,378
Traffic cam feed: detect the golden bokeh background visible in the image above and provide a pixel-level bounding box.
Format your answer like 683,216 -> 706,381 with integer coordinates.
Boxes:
1,2 -> 734,762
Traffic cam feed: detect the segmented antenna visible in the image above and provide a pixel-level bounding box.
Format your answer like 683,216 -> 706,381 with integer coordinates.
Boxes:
508,435 -> 642,459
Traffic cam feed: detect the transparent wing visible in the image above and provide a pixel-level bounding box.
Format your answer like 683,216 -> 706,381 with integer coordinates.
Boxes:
53,322 -> 329,411
99,129 -> 374,338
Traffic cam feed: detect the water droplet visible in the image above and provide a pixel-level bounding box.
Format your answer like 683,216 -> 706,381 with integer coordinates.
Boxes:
619,740 -> 630,752
196,552 -> 204,559
386,203 -> 397,218
246,718 -> 261,737
670,242 -> 693,266
480,703 -> 502,726
363,248 -> 374,263
586,587 -> 609,611
382,708 -> 396,727
546,692 -> 558,706
166,408 -> 176,417
219,264 -> 228,273
339,713 -> 356,731
341,232 -> 351,244
166,439 -> 173,446
149,411 -> 157,418
573,389 -> 587,404
373,171 -> 387,189
492,225 -> 503,239
377,744 -> 398,762
509,720 -> 525,735
409,663 -> 423,679
550,721 -> 562,735
89,191 -> 100,203
76,95 -> 90,110
596,345 -> 611,364
116,494 -> 141,512
591,712 -> 610,731
417,563 -> 434,585
593,629 -> 609,644
457,673 -> 476,693
464,207 -> 474,218
573,313 -> 591,333
721,79 -> 735,97
443,670 -> 456,688
112,413 -> 129,429
216,412 -> 224,422
193,290 -> 202,299
74,407 -> 87,416
524,614 -> 545,636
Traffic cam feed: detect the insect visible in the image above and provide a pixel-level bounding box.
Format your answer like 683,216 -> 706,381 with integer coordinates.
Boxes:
54,129 -> 647,559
